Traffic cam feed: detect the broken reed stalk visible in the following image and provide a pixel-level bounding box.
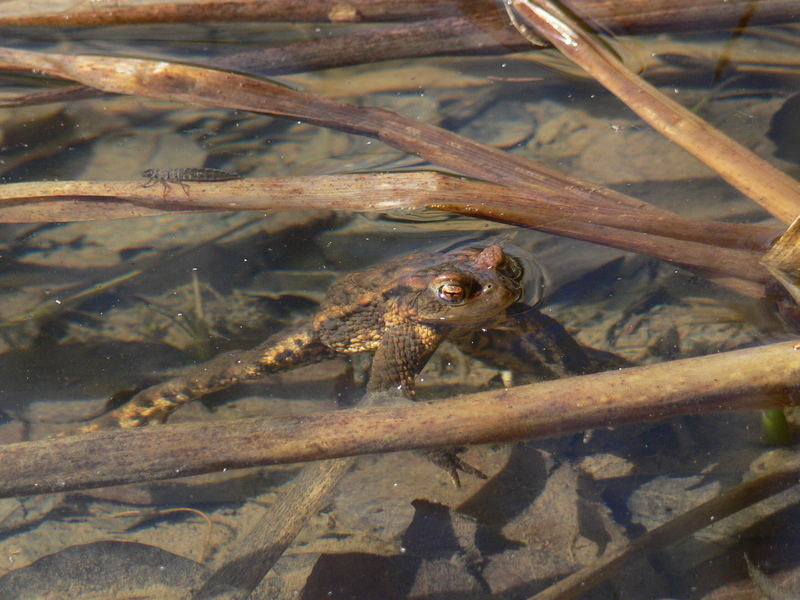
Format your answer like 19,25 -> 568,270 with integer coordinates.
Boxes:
529,454 -> 800,600
508,0 -> 800,225
0,339 -> 797,499
0,175 -> 774,291
762,216 -> 800,305
194,386 -> 378,599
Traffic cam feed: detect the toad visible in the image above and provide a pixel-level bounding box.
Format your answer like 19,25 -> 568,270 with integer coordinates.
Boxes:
88,244 -> 595,482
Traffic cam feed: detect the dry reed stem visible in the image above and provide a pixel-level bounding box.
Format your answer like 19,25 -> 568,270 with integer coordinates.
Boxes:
210,12 -> 535,75
509,0 -> 800,224
0,0 -> 481,26
0,339 -> 797,499
0,47 -> 712,220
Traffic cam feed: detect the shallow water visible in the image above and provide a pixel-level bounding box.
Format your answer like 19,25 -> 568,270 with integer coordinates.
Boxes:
0,12 -> 799,599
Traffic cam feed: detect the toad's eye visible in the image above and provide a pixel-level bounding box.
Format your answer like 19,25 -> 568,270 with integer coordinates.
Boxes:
436,281 -> 468,305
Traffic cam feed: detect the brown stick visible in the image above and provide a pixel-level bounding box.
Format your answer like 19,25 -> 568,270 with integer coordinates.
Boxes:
1,339 -> 797,500
0,0 -> 482,26
509,0 -> 800,224
0,0 -> 797,34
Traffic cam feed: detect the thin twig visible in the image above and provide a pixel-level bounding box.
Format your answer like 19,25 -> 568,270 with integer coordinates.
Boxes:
112,508 -> 215,563
0,175 -> 776,251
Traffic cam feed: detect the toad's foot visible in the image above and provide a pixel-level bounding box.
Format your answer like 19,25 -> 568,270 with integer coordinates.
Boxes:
425,448 -> 488,488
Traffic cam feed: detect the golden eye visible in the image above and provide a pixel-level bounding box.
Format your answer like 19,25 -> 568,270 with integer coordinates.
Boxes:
437,281 -> 467,305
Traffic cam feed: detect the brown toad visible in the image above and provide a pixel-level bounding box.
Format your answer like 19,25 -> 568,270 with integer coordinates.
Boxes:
88,244 -> 594,481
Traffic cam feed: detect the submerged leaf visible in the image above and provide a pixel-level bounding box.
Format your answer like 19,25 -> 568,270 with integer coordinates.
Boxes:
0,540 -> 211,599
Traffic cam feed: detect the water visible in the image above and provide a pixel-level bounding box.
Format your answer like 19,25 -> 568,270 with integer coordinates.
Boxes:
0,13 -> 798,599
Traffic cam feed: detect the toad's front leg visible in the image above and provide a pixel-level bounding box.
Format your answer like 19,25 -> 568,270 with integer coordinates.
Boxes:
367,322 -> 488,487
366,322 -> 444,395
84,324 -> 332,430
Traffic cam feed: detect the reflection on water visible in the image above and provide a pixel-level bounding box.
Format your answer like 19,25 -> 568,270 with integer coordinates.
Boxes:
0,15 -> 798,599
